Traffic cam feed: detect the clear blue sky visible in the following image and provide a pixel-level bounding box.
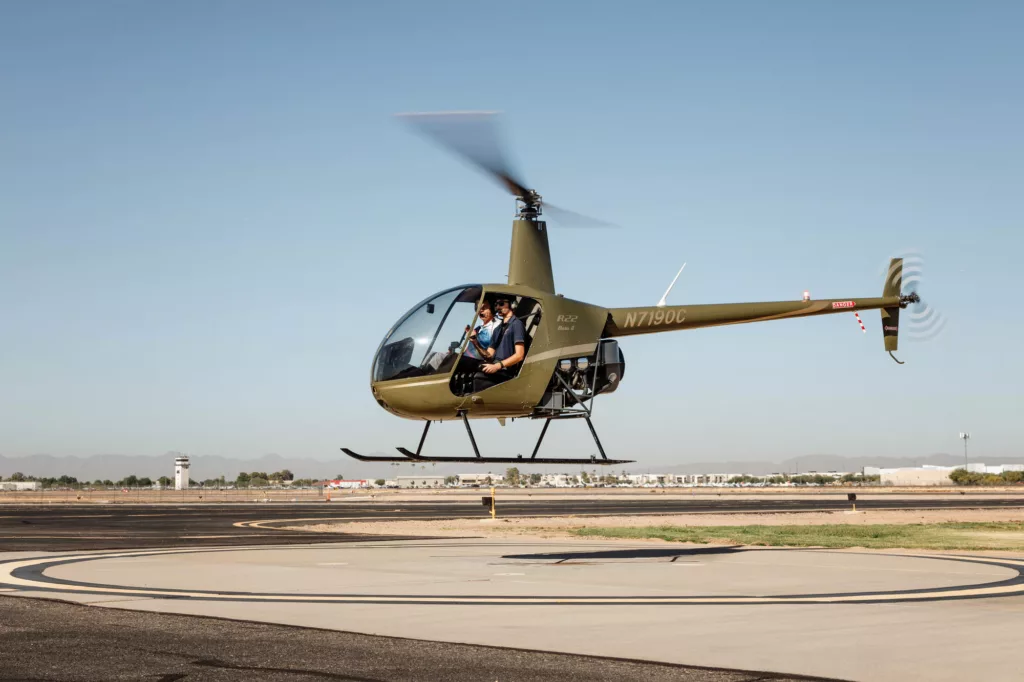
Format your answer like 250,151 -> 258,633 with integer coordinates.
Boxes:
2,1 -> 1021,465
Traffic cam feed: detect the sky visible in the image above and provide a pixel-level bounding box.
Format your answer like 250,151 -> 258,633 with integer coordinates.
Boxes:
1,1 -> 1022,466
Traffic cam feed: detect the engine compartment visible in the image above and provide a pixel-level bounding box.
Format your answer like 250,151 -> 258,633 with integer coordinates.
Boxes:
536,339 -> 625,413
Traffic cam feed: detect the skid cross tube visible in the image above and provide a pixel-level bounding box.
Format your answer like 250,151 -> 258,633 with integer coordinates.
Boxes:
415,421 -> 431,456
462,412 -> 482,458
585,416 -> 608,460
530,419 -> 552,459
395,420 -> 435,459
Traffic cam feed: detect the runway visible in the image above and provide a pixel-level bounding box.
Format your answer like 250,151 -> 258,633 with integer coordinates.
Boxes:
3,493 -> 1023,551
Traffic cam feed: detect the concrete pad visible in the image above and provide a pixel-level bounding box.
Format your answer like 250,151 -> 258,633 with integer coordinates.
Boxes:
41,542 -> 1020,598
3,540 -> 1024,681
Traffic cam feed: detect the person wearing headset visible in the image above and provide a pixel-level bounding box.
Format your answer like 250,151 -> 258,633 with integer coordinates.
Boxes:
472,297 -> 525,393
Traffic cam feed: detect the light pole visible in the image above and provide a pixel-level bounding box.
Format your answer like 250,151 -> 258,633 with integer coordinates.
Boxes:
959,432 -> 971,470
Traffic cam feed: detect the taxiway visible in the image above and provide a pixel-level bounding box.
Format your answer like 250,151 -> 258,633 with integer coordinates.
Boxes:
3,494 -> 1024,551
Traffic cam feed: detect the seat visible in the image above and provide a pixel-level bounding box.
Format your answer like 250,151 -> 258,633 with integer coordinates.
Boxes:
516,299 -> 543,355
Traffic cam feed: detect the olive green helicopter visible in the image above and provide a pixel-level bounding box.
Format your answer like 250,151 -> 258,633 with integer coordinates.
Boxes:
342,113 -> 919,467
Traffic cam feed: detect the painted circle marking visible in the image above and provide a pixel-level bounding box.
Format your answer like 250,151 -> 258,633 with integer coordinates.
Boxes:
3,545 -> 1024,605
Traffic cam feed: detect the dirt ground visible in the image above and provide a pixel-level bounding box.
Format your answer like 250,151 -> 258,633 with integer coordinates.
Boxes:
291,506 -> 1024,542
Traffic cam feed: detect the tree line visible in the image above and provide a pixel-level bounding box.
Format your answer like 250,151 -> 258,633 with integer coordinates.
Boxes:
233,470 -> 325,487
949,469 -> 1024,486
1,473 -> 178,489
0,469 -> 327,489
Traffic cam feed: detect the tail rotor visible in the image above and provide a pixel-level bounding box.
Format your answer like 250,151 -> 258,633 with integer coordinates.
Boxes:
898,253 -> 947,341
878,251 -> 946,364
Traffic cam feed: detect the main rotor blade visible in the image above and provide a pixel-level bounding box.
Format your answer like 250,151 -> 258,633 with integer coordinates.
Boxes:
397,111 -> 530,198
544,203 -> 619,229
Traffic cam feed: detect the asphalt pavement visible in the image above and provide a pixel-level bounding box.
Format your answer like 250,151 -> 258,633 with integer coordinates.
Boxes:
3,495 -> 1024,551
3,497 -> 1021,681
0,595 -> 836,681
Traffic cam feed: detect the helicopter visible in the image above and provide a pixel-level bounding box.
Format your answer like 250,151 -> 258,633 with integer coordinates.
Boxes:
342,112 -> 919,467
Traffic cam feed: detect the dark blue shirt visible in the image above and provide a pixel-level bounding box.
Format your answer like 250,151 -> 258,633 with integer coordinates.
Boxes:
488,315 -> 526,363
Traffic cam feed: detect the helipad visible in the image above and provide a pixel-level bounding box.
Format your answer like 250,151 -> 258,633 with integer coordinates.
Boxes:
4,538 -> 1024,681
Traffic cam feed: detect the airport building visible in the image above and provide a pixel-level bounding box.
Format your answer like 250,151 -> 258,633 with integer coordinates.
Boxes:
864,465 -> 954,486
540,474 -> 574,487
968,463 -> 1024,474
457,473 -> 504,486
864,463 -> 1024,486
397,475 -> 447,488
0,481 -> 42,491
327,479 -> 369,489
628,473 -> 746,486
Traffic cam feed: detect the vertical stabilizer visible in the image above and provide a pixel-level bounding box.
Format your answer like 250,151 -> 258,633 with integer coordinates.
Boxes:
882,257 -> 902,352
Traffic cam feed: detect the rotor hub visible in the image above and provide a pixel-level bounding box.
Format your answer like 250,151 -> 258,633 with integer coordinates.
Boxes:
516,190 -> 543,220
899,292 -> 920,308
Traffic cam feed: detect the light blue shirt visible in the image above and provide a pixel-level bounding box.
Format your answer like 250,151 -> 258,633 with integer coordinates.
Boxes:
465,319 -> 499,359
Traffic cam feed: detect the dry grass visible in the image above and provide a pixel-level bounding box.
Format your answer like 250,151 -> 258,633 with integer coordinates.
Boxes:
572,522 -> 1024,551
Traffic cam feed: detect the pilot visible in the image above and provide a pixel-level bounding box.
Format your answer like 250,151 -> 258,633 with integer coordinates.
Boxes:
473,297 -> 526,392
464,300 -> 499,366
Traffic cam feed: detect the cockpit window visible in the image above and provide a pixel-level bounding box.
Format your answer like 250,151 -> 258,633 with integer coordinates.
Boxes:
372,286 -> 482,383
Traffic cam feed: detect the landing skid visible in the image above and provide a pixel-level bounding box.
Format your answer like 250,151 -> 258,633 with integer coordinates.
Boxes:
342,413 -> 633,466
339,448 -> 408,463
343,450 -> 631,465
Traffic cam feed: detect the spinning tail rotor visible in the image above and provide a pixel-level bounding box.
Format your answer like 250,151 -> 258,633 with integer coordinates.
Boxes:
898,253 -> 947,341
880,253 -> 944,364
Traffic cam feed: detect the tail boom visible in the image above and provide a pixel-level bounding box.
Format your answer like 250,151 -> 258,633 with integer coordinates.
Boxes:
604,296 -> 901,337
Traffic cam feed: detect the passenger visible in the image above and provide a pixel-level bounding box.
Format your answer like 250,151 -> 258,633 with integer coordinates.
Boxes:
463,300 -> 500,365
472,297 -> 526,393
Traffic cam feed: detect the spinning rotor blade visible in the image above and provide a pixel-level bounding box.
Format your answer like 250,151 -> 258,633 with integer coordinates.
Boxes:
398,111 -> 617,228
543,203 -> 619,229
397,111 -> 530,199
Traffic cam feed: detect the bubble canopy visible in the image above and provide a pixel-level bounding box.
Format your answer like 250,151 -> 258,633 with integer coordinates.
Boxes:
372,285 -> 483,383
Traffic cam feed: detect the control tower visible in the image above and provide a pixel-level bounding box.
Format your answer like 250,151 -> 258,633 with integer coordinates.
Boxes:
174,455 -> 190,490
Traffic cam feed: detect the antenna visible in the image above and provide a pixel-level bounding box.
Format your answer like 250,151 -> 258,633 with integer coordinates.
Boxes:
656,262 -> 686,307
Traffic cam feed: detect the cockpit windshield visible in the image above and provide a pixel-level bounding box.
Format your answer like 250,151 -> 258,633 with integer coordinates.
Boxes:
372,285 -> 482,383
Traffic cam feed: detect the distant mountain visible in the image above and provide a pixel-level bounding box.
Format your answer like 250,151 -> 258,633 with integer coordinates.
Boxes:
659,454 -> 1024,476
2,451 -> 1020,481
